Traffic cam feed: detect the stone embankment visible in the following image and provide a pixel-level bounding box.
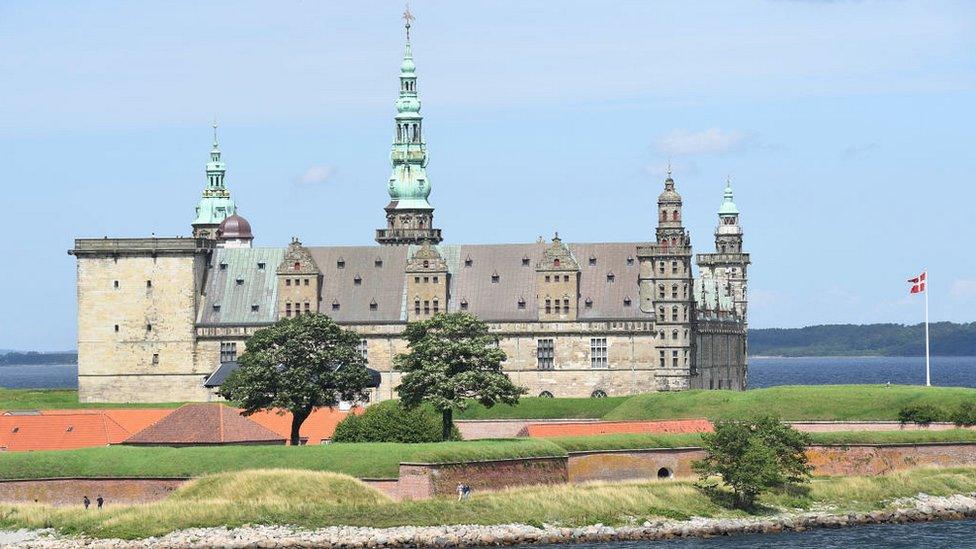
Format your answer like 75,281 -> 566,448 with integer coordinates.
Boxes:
4,493 -> 976,548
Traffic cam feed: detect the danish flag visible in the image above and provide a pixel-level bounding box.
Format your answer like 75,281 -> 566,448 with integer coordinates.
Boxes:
908,272 -> 926,294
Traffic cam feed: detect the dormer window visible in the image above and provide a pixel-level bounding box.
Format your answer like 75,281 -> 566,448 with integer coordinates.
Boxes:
354,275 -> 362,286
584,297 -> 593,309
332,300 -> 340,311
236,277 -> 244,285
606,272 -> 615,283
375,258 -> 383,268
251,304 -> 260,312
517,297 -> 526,309
464,256 -> 473,267
369,299 -> 378,311
219,263 -> 228,271
522,256 -> 530,266
460,299 -> 468,311
337,258 -> 345,269
213,304 -> 221,311
257,262 -> 266,270
589,255 -> 597,266
626,256 -> 634,266
491,271 -> 500,283
623,296 -> 632,307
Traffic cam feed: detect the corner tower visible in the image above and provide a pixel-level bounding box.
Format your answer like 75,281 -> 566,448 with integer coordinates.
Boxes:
376,7 -> 443,246
192,123 -> 237,239
696,179 -> 750,320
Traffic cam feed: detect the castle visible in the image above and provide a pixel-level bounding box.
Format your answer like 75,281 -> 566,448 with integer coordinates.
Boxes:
69,14 -> 750,403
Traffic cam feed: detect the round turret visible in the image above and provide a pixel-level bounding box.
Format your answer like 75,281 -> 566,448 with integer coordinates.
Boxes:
216,214 -> 254,248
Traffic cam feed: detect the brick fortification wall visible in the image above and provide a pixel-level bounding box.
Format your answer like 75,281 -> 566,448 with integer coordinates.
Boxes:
399,457 -> 568,499
0,478 -> 186,506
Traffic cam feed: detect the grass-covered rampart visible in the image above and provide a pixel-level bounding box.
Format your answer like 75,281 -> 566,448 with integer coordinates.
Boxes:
2,467 -> 976,539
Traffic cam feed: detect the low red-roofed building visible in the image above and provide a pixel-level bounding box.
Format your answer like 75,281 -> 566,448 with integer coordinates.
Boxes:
524,419 -> 713,438
247,407 -> 358,445
41,409 -> 174,436
123,403 -> 285,446
0,413 -> 131,452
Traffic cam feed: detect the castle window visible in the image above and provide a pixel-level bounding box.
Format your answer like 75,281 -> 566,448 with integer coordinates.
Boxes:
304,302 -> 310,313
591,390 -> 608,398
626,256 -> 634,266
251,304 -> 259,312
236,277 -> 244,285
672,329 -> 678,340
257,262 -> 266,270
683,284 -> 688,298
563,275 -> 569,282
337,258 -> 345,269
672,350 -> 679,367
720,244 -> 726,253
354,275 -> 362,286
423,260 -> 429,268
415,276 -> 420,283
562,298 -> 570,313
113,280 -> 119,289
672,210 -> 679,221
464,256 -> 473,267
151,353 -> 159,366
219,263 -> 228,271
537,339 -> 554,370
658,262 -> 665,274
423,300 -> 430,314
304,278 -> 310,286
683,306 -> 688,320
623,296 -> 632,307
606,272 -> 615,283
433,276 -> 438,283
517,297 -> 526,309
658,285 -> 665,298
491,272 -> 500,283
553,259 -> 560,267
658,306 -> 665,318
522,256 -> 530,266
659,350 -> 665,367
414,299 -> 421,315
220,342 -> 237,363
545,275 -> 551,283
589,255 -> 597,266
545,298 -> 552,314
375,258 -> 383,268
671,284 -> 678,299
114,324 -> 119,333
146,280 -> 152,288
294,262 -> 301,271
584,297 -> 593,309
369,299 -> 378,311
423,276 -> 429,283
285,302 -> 292,316
286,279 -> 291,287
294,278 -> 301,286
358,339 -> 369,361
672,306 -> 678,321
433,299 -> 439,313
332,300 -> 340,311
659,330 -> 665,339
590,338 -> 607,368
146,324 -> 152,332
671,261 -> 678,273
460,299 -> 468,310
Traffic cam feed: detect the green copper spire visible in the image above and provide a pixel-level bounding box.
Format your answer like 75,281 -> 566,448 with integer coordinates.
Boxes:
192,121 -> 237,236
387,4 -> 432,211
718,176 -> 739,216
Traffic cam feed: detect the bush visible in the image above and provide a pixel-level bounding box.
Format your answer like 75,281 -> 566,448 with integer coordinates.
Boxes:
897,403 -> 947,426
332,400 -> 461,443
951,402 -> 976,427
693,416 -> 812,509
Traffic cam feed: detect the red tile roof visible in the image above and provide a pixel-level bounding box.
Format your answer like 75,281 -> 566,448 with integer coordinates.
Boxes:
41,409 -> 173,435
123,404 -> 285,446
525,419 -> 714,438
247,407 -> 358,445
0,413 -> 131,452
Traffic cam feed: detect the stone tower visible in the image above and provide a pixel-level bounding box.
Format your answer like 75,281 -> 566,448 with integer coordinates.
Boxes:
276,237 -> 322,318
192,123 -> 237,239
697,180 -> 750,320
405,243 -> 449,321
535,234 -> 580,321
637,169 -> 696,389
376,8 -> 443,246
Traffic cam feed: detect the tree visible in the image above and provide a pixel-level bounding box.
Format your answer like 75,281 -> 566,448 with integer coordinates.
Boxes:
395,312 -> 526,440
693,416 -> 812,509
332,399 -> 461,443
219,314 -> 373,445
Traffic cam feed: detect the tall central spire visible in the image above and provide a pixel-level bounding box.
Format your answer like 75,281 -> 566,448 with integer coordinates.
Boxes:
376,6 -> 443,245
192,121 -> 237,239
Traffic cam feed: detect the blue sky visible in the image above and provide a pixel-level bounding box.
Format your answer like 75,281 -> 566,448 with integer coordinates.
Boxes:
1,1 -> 974,350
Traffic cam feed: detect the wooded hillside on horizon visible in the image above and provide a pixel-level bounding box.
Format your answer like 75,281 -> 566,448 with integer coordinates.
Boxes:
749,322 -> 976,357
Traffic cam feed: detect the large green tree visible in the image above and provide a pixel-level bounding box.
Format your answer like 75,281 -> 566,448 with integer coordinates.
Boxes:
395,312 -> 526,440
219,314 -> 373,445
693,416 -> 812,509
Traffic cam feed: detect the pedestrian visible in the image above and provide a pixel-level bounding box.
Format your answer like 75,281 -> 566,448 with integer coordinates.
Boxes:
96,495 -> 104,509
83,495 -> 90,510
462,484 -> 472,500
456,483 -> 464,501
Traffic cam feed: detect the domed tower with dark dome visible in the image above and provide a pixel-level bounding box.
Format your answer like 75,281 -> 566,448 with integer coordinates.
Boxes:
375,6 -> 443,246
216,213 -> 254,248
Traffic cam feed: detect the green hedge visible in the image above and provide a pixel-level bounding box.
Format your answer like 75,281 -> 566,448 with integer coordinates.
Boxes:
332,400 -> 459,443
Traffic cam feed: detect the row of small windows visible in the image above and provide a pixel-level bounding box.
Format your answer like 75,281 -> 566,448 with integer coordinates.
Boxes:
285,278 -> 311,287
335,259 -> 385,269
414,298 -> 440,315
414,275 -> 440,284
659,349 -> 690,368
112,280 -> 153,289
658,284 -> 689,299
657,305 -> 689,322
544,298 -> 570,315
220,342 -> 237,363
396,123 -> 422,143
284,302 -> 312,317
657,328 -> 689,341
536,338 -> 610,369
458,256 -> 636,269
658,260 -> 685,274
659,209 -> 681,222
538,390 -> 608,398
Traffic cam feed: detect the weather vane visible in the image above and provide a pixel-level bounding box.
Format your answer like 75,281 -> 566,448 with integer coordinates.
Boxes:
403,4 -> 415,40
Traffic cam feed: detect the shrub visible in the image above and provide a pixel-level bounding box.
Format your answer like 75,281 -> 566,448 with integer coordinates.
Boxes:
897,403 -> 947,426
951,402 -> 976,427
693,416 -> 812,509
332,400 -> 461,443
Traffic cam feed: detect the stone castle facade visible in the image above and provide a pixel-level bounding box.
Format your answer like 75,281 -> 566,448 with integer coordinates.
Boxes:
69,16 -> 750,403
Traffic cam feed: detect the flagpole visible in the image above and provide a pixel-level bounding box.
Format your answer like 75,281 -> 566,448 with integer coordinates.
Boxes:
925,270 -> 930,387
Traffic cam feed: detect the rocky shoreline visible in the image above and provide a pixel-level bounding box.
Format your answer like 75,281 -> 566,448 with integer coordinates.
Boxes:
3,493 -> 976,548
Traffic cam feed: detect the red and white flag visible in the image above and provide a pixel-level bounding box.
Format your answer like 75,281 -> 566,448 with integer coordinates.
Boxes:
908,271 -> 927,294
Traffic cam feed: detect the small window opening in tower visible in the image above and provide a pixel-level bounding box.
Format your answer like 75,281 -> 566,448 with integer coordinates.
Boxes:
553,259 -> 560,267
293,262 -> 300,270
672,210 -> 679,221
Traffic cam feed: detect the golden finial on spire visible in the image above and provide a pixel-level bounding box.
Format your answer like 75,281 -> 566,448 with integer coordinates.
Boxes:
403,4 -> 415,41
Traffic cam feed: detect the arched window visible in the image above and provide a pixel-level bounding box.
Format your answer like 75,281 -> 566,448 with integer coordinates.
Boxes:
672,306 -> 678,321
553,258 -> 560,267
414,298 -> 421,315
293,262 -> 300,271
591,390 -> 608,398
720,244 -> 726,253
660,210 -> 666,221
672,210 -> 679,221
672,329 -> 678,340
539,390 -> 554,398
413,124 -> 420,142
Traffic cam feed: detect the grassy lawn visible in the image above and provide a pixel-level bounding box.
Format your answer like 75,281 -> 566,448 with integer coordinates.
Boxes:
0,388 -> 183,410
4,430 -> 976,480
456,396 -> 630,420
0,439 -> 566,480
2,467 -> 976,539
604,385 -> 976,421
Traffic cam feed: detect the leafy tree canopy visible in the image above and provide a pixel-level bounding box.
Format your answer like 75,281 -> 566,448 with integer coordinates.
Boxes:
395,312 -> 526,439
693,416 -> 812,509
219,314 -> 373,445
332,399 -> 461,443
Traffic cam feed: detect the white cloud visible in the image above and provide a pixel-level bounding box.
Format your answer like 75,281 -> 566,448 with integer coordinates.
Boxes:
654,128 -> 748,157
296,165 -> 335,186
950,279 -> 976,300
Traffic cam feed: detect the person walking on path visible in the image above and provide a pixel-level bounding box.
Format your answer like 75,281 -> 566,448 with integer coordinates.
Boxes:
456,483 -> 464,501
96,495 -> 104,509
82,496 -> 90,510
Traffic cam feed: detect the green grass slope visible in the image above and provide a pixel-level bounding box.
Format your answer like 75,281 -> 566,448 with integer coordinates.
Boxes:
604,385 -> 976,421
171,469 -> 390,505
0,389 -> 183,410
456,396 -> 629,419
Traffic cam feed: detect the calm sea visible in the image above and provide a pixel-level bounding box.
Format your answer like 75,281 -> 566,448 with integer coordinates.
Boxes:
516,519 -> 976,548
2,356 -> 976,390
